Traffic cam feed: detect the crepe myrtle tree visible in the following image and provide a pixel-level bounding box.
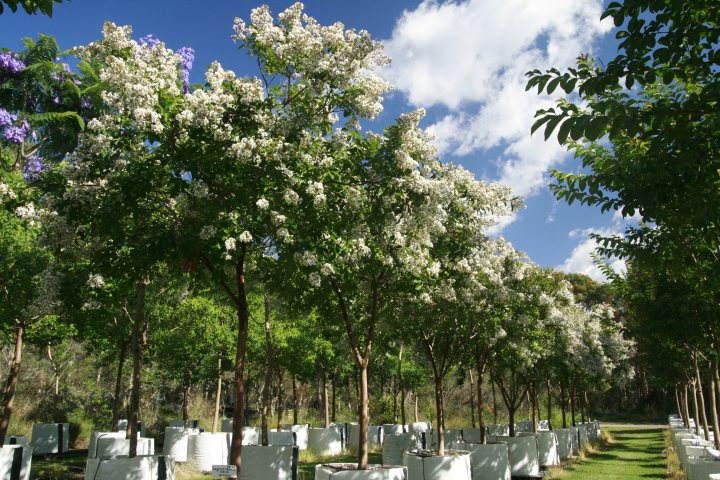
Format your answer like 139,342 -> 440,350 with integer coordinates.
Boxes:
395,169 -> 516,455
38,24 -> 195,457
489,257 -> 574,436
168,3 -> 391,470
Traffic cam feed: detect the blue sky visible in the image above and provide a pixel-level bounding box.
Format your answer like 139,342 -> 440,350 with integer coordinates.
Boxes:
0,0 -> 632,281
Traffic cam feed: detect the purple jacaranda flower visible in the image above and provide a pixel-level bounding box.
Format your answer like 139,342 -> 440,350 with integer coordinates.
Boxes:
22,155 -> 48,181
52,97 -> 61,104
0,52 -> 25,74
139,34 -> 162,49
0,108 -> 17,128
2,120 -> 30,144
81,97 -> 92,110
176,47 -> 194,93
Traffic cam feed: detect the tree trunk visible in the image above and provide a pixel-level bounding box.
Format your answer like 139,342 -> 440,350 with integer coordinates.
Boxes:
583,390 -> 590,422
396,346 -> 403,426
212,350 -> 223,433
47,345 -> 59,395
695,355 -> 711,441
323,374 -> 330,428
414,392 -> 419,423
531,384 -> 538,433
0,322 -> 24,445
491,380 -> 497,424
331,375 -> 337,423
547,377 -> 552,430
358,361 -> 370,469
682,382 -> 691,429
260,293 -> 273,446
276,368 -> 285,431
508,403 -> 515,437
182,376 -> 191,422
229,257 -> 251,472
570,383 -> 577,427
560,380 -> 567,428
400,387 -> 407,429
434,373 -> 446,455
111,339 -> 128,432
292,375 -> 298,425
708,361 -> 720,449
128,277 -> 149,458
476,361 -> 486,444
691,380 -> 701,436
469,370 -> 476,429
580,387 -> 586,424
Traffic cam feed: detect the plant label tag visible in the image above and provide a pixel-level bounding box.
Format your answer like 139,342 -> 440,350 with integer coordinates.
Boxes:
212,465 -> 237,477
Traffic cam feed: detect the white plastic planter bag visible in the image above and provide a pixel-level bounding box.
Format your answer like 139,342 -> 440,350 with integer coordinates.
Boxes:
96,437 -> 155,458
289,424 -> 309,450
242,426 -> 260,445
314,464 -> 407,480
496,436 -> 540,477
163,427 -> 200,462
221,419 -> 233,433
268,431 -> 295,446
4,436 -> 29,447
238,445 -> 298,480
450,442 -> 511,480
117,420 -> 146,437
84,455 -> 174,480
383,424 -> 404,436
403,450 -> 472,480
409,422 -> 431,434
168,420 -> 200,429
308,428 -> 343,456
685,457 -> 720,480
461,428 -> 483,444
382,433 -> 420,466
187,432 -> 231,472
0,445 -> 32,480
487,425 -> 509,436
88,432 -> 127,458
578,425 -> 590,446
553,429 -> 575,460
348,424 -> 383,450
538,420 -> 550,431
30,423 -> 69,454
428,429 -> 463,449
570,427 -> 580,455
535,431 -> 560,466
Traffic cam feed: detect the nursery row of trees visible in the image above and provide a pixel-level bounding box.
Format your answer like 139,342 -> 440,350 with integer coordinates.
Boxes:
528,0 -> 720,446
0,2 -> 636,473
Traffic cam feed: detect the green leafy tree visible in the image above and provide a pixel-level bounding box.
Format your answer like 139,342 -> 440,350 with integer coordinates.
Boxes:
0,0 -> 64,16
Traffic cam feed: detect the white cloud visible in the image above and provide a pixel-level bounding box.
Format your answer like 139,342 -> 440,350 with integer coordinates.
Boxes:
558,227 -> 626,282
383,0 -> 612,203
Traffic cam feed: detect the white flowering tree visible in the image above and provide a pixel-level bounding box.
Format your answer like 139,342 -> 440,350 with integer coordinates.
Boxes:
40,24 -> 194,456
167,3 -> 391,470
395,168 -> 516,455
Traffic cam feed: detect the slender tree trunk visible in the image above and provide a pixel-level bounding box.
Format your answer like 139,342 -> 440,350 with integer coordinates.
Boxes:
434,372 -> 446,455
691,380 -> 701,436
331,375 -> 337,423
547,377 -> 552,430
508,403 -> 515,437
683,382 -> 691,429
111,339 -> 128,432
560,380 -> 567,428
47,346 -> 59,395
476,360 -> 487,444
182,376 -> 191,422
674,384 -> 682,421
260,293 -> 273,446
531,384 -> 538,433
400,388 -> 407,430
212,350 -> 223,433
695,356 -> 711,441
323,374 -> 330,428
491,380 -> 497,424
570,383 -> 577,427
414,392 -> 419,423
276,368 -> 285,431
358,361 -> 370,469
708,360 -> 720,449
229,256 -> 251,472
397,346 -> 403,427
292,375 -> 298,425
128,277 -> 149,458
469,370 -> 476,429
580,387 -> 586,424
0,322 -> 24,445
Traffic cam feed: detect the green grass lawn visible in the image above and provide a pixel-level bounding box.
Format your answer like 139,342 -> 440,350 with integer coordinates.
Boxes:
550,427 -> 668,480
